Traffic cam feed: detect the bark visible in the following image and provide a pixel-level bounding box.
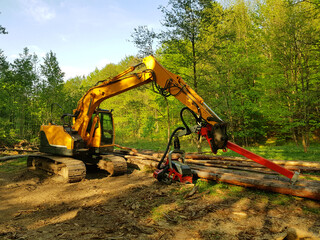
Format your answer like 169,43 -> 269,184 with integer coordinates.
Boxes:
192,170 -> 320,201
124,150 -> 320,200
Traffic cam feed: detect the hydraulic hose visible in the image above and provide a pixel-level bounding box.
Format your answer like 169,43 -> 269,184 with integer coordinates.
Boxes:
157,126 -> 185,169
180,107 -> 201,135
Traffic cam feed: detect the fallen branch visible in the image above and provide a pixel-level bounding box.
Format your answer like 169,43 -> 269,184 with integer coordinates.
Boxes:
114,144 -> 138,153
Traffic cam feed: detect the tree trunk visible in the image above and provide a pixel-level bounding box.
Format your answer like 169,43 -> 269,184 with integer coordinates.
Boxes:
197,136 -> 202,153
165,98 -> 170,143
302,132 -> 309,153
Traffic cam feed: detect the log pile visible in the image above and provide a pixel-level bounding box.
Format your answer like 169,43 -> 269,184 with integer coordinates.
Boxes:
1,146 -> 319,200
120,149 -> 320,201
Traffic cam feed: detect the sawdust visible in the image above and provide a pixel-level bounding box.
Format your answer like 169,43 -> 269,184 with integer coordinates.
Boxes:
0,167 -> 319,240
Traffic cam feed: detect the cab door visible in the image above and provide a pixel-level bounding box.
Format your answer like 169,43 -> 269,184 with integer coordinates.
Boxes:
98,110 -> 114,146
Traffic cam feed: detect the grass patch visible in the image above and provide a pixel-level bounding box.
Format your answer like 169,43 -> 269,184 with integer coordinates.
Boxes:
194,181 -> 298,207
151,202 -> 177,221
300,174 -> 320,181
227,185 -> 245,196
0,158 -> 27,173
117,139 -> 167,152
195,180 -> 245,198
269,194 -> 295,206
196,179 -> 215,193
302,206 -> 320,215
246,188 -> 297,206
196,179 -> 221,195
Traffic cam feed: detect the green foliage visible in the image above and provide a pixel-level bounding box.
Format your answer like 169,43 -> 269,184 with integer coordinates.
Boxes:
0,25 -> 7,34
0,0 -> 319,155
256,0 -> 320,151
0,48 -> 66,146
131,25 -> 156,58
196,179 -> 244,197
158,0 -> 224,91
0,12 -> 8,35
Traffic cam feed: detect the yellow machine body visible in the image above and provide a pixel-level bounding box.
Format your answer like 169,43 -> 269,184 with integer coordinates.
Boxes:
40,56 -> 223,157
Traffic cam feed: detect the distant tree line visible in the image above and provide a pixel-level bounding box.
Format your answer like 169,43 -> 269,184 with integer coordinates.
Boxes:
0,0 -> 319,152
0,48 -> 65,145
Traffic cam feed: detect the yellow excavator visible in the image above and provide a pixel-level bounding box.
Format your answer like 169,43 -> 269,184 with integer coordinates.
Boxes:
28,56 -> 298,183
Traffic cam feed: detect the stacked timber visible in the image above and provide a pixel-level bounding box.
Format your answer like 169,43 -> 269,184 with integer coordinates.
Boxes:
1,147 -> 319,200
120,149 -> 320,201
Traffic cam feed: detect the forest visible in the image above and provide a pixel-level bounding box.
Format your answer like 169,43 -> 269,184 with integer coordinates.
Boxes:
0,0 -> 319,153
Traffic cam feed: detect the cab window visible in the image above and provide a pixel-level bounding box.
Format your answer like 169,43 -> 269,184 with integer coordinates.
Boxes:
100,112 -> 113,144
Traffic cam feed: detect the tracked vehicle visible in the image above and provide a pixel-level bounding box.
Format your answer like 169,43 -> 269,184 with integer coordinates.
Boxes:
28,56 -> 298,183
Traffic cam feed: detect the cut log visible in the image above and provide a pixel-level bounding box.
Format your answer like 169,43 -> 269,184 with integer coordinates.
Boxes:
124,152 -> 320,201
125,156 -> 159,169
187,162 -> 279,175
124,154 -> 160,161
184,154 -> 320,168
185,154 -> 248,161
114,144 -> 138,153
185,158 -> 264,167
184,159 -> 319,173
125,151 -> 320,174
188,163 -> 274,178
98,155 -> 127,176
192,170 -> 320,201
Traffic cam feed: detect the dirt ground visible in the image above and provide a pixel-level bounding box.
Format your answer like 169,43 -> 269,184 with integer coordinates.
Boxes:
0,164 -> 320,240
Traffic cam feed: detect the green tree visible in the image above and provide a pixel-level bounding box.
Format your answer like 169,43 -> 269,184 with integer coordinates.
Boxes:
0,50 -> 13,144
203,0 -> 267,145
258,0 -> 320,151
131,26 -> 157,58
0,12 -> 8,35
10,48 -> 39,139
0,25 -> 7,34
62,76 -> 86,113
40,51 -> 64,88
159,0 -> 223,91
39,51 -> 65,123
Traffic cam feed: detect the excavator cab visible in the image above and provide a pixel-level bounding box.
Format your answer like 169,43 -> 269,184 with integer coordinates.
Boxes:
86,109 -> 115,154
86,109 -> 114,146
97,109 -> 114,146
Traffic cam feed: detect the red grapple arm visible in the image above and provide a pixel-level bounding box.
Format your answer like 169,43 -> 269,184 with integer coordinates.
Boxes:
227,141 -> 299,181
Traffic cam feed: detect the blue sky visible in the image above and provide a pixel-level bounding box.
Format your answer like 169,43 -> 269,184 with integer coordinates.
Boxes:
0,0 -> 168,79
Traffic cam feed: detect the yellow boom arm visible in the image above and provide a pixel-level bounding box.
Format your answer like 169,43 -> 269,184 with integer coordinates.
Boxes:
72,56 -> 224,147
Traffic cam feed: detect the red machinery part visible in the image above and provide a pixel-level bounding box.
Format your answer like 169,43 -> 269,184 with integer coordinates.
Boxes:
199,124 -> 216,153
226,141 -> 296,180
153,166 -> 193,184
167,167 -> 193,184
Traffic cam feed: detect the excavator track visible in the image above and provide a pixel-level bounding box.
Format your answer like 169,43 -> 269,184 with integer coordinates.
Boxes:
27,154 -> 86,182
97,154 -> 127,176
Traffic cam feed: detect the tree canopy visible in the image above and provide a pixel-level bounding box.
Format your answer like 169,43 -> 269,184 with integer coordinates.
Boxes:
0,0 -> 319,152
